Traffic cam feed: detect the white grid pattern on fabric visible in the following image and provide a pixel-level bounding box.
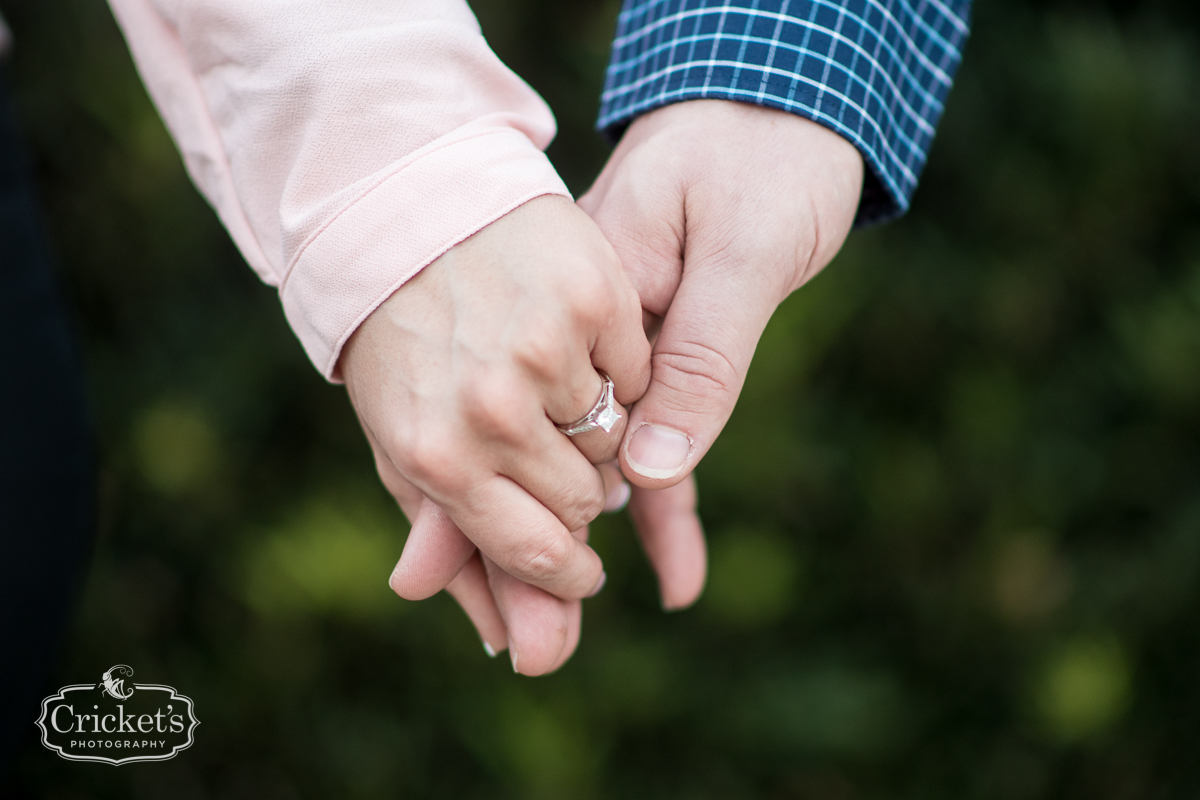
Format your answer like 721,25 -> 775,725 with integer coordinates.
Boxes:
598,0 -> 972,224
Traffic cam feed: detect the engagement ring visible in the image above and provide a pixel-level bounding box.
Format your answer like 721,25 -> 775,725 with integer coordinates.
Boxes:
557,372 -> 621,436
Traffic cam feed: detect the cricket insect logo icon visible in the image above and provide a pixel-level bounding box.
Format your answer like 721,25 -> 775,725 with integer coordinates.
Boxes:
99,665 -> 134,701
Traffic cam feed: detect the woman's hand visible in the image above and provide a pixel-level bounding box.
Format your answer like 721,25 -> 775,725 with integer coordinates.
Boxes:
340,195 -> 650,673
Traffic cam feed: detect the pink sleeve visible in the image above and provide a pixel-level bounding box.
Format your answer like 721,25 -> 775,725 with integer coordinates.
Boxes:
106,0 -> 571,380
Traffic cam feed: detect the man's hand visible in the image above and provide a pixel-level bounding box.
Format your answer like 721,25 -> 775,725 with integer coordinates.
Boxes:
368,102 -> 863,676
339,195 -> 650,673
579,99 -> 864,610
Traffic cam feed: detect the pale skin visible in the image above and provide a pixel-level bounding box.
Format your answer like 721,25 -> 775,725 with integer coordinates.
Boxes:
340,194 -> 649,674
340,100 -> 864,675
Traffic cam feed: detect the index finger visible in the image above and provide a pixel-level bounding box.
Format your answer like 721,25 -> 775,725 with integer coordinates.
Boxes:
430,473 -> 607,602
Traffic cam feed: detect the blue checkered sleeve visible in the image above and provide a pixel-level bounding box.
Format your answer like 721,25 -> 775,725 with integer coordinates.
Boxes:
598,0 -> 973,225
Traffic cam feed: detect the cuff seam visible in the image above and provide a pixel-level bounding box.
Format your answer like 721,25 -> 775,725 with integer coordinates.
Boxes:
280,124 -> 524,297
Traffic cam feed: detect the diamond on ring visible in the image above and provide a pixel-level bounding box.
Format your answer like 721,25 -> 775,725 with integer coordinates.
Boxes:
557,373 -> 621,437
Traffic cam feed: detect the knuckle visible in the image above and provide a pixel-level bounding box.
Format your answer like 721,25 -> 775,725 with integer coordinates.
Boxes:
577,490 -> 606,527
511,533 -> 573,584
563,377 -> 601,420
509,316 -> 569,380
651,339 -> 741,413
459,370 -> 528,442
559,481 -> 606,531
392,424 -> 464,490
562,268 -> 616,323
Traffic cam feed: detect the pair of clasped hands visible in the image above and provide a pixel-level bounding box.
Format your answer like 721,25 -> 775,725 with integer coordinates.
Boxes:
340,102 -> 864,674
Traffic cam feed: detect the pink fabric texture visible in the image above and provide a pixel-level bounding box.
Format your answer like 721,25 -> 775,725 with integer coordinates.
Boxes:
107,0 -> 570,379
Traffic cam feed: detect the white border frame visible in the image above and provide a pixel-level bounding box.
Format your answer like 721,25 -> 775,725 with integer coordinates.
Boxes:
36,683 -> 200,766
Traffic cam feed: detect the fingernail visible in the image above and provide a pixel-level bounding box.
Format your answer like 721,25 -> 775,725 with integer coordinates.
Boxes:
587,571 -> 607,598
604,482 -> 631,512
510,645 -> 519,674
626,424 -> 692,479
483,641 -> 497,658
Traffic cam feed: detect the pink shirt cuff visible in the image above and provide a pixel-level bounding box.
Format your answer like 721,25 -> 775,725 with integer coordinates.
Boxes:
284,121 -> 569,380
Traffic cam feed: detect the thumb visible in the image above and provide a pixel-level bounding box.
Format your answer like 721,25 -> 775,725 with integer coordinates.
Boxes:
618,252 -> 776,488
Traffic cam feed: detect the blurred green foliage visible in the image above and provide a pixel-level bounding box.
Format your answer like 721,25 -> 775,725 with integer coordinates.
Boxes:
4,0 -> 1200,796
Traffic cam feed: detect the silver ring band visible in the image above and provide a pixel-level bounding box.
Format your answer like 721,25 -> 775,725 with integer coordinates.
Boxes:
556,372 -> 621,436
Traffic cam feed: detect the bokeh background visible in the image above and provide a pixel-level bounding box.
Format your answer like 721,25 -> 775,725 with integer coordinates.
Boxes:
3,0 -> 1200,797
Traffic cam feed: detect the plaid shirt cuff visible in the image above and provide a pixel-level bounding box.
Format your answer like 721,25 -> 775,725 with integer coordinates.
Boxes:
598,0 -> 973,226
